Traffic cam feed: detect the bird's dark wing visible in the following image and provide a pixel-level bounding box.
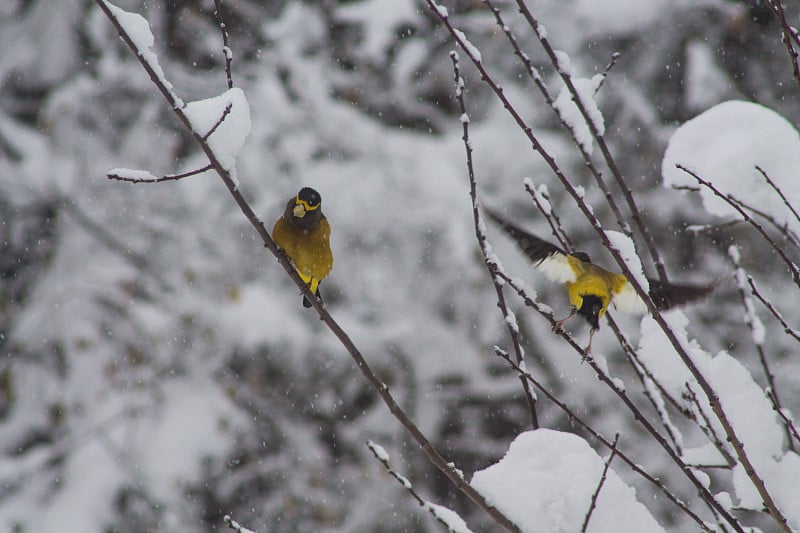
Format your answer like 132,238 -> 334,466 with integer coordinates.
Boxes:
647,279 -> 714,310
484,208 -> 577,284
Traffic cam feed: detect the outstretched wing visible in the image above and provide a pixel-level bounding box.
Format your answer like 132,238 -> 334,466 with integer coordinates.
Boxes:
648,279 -> 714,310
611,276 -> 713,314
485,208 -> 577,284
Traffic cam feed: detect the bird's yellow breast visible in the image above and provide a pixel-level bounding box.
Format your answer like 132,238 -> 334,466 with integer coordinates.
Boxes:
564,256 -> 619,317
272,216 -> 333,281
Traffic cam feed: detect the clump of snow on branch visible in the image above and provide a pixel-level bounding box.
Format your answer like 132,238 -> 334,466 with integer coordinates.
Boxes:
183,87 -> 251,175
553,75 -> 605,154
637,311 -> 800,525
605,230 -> 648,291
104,1 -> 183,108
470,429 -> 663,533
662,100 -> 800,235
424,503 -> 475,533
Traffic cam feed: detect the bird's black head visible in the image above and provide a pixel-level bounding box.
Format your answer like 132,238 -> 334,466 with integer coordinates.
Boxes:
571,251 -> 591,264
297,187 -> 322,210
577,294 -> 603,330
285,187 -> 323,229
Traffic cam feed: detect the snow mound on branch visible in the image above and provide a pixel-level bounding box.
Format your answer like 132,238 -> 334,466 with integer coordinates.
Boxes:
553,75 -> 604,155
662,100 -> 800,235
183,88 -> 251,176
104,1 -> 183,107
470,429 -> 663,533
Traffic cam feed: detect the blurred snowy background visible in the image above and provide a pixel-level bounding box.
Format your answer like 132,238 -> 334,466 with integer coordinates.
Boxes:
2,0 -> 800,531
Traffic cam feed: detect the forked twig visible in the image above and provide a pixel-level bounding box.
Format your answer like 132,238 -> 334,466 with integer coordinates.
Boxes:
213,0 -> 234,90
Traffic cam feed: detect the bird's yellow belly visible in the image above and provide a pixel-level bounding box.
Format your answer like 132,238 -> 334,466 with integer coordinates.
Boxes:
566,276 -> 612,317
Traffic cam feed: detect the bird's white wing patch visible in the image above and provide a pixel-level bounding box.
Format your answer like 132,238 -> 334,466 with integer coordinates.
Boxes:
536,253 -> 577,284
611,281 -> 648,314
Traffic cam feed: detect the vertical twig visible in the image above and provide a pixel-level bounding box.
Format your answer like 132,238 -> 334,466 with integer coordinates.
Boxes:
581,433 -> 620,533
451,51 -> 539,428
213,0 -> 234,89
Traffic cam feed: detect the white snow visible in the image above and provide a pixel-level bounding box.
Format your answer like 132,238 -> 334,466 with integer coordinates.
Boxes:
453,29 -> 481,63
470,429 -> 664,532
663,100 -> 800,236
336,0 -> 420,59
684,39 -> 732,111
425,502 -> 475,533
107,167 -> 158,181
103,1 -> 184,108
183,87 -> 251,178
553,75 -> 605,154
571,0 -> 669,37
636,310 -> 800,526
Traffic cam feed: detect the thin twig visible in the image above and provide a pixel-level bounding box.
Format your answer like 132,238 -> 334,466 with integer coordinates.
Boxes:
594,52 -> 621,95
684,383 -> 736,467
767,390 -> 800,447
732,194 -> 800,250
581,433 -> 620,533
679,163 -> 800,290
202,102 -> 233,140
755,164 -> 800,242
763,0 -> 800,93
95,3 -> 519,531
366,441 -> 468,532
107,164 -> 213,184
452,51 -> 538,428
213,0 -> 234,89
747,275 -> 800,344
523,180 -> 572,250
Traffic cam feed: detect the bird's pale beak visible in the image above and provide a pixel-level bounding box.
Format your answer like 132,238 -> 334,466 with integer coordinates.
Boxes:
293,204 -> 307,218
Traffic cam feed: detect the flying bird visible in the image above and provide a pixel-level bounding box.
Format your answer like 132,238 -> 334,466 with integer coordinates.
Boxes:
486,208 -> 712,353
272,187 -> 333,308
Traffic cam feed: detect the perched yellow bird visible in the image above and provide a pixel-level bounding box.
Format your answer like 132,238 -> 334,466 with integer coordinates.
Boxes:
272,187 -> 333,308
486,209 -> 712,353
